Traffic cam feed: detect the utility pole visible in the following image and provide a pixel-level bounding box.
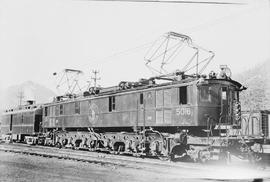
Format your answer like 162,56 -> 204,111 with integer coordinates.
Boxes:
91,70 -> 101,88
17,90 -> 24,108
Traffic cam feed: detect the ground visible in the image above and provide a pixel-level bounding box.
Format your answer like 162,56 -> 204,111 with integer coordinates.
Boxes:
0,150 -> 269,182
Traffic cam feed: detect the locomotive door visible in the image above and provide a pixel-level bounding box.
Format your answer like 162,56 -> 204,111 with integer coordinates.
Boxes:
268,114 -> 270,138
138,93 -> 145,127
10,114 -> 13,132
220,87 -> 228,123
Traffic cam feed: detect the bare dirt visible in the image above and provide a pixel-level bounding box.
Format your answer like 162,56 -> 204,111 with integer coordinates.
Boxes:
0,150 -> 191,182
0,150 -> 269,182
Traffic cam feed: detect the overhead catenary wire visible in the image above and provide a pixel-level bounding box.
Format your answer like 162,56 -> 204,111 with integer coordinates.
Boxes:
84,1 -> 260,68
78,0 -> 245,5
90,40 -> 155,63
79,2 -> 263,79
163,41 -> 185,65
146,40 -> 184,63
145,36 -> 168,64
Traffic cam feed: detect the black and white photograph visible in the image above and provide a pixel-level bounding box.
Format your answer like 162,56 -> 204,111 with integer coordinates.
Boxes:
0,0 -> 270,181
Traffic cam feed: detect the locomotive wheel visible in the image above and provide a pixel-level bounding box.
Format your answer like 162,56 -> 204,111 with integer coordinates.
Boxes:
74,139 -> 82,149
89,140 -> 96,150
169,152 -> 176,162
198,150 -> 207,163
219,151 -> 231,164
62,139 -> 68,147
113,142 -> 125,154
248,151 -> 262,164
170,145 -> 187,162
158,155 -> 169,161
55,142 -> 62,149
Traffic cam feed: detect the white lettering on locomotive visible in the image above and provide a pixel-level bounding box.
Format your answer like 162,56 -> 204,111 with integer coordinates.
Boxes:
176,107 -> 191,116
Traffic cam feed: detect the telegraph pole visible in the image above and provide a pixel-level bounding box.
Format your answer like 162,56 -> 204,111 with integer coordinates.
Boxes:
91,70 -> 101,88
17,90 -> 24,108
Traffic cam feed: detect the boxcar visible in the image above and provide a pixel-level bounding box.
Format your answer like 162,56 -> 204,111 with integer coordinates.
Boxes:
241,110 -> 270,138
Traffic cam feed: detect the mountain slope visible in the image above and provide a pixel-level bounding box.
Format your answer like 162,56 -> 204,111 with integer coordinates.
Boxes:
234,60 -> 270,111
1,81 -> 56,110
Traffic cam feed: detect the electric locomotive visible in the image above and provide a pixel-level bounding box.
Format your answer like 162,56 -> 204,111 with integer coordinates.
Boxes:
39,69 -> 248,162
1,32 -> 268,162
1,101 -> 42,144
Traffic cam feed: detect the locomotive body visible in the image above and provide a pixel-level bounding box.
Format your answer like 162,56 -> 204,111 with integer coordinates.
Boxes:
1,103 -> 42,142
34,74 -> 250,162
42,77 -> 241,133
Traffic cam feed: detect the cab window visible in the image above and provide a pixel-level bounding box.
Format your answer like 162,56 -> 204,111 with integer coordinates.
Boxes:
44,107 -> 48,116
109,96 -> 116,112
222,87 -> 227,100
179,86 -> 187,104
200,86 -> 211,102
234,90 -> 239,101
59,104 -> 64,115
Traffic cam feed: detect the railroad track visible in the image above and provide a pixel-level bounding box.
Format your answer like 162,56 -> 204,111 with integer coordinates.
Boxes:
1,142 -> 270,180
0,142 -> 198,170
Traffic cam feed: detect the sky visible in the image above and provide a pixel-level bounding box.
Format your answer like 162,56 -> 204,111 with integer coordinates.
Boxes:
0,0 -> 269,94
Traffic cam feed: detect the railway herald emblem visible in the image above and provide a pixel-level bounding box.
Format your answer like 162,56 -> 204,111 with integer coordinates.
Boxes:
88,103 -> 99,125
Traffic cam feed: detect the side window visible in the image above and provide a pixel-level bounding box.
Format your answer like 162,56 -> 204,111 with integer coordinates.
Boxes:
140,93 -> 143,105
222,87 -> 227,100
75,102 -> 80,114
55,105 -> 59,116
44,107 -> 48,116
156,90 -> 163,107
164,89 -> 171,107
200,86 -> 211,102
109,96 -> 116,112
49,106 -> 53,116
179,86 -> 187,104
59,104 -> 64,115
234,90 -> 239,101
10,114 -> 13,131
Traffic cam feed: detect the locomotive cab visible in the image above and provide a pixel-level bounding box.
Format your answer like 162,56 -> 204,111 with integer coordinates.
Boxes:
196,75 -> 243,137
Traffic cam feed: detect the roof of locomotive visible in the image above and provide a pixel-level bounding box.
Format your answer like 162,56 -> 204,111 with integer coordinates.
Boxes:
2,104 -> 42,115
1,73 -> 244,110
43,75 -> 243,106
205,78 -> 242,88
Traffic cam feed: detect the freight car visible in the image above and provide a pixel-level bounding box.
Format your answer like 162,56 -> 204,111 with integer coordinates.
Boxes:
241,110 -> 270,162
241,110 -> 270,139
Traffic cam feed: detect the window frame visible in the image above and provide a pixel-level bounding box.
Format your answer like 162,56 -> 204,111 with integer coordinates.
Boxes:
75,102 -> 80,114
221,87 -> 227,101
200,86 -> 212,102
44,107 -> 48,116
179,86 -> 188,105
140,93 -> 144,105
109,96 -> 116,112
59,104 -> 64,115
